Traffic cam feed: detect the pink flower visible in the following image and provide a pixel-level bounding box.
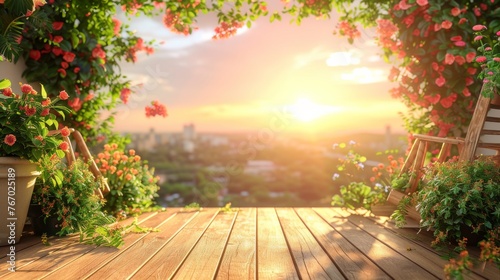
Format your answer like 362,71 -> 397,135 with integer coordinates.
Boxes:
458,18 -> 467,25
440,94 -> 457,108
474,35 -> 484,41
475,56 -> 487,63
450,7 -> 461,16
444,53 -> 455,65
472,25 -> 487,31
435,76 -> 446,87
466,52 -> 476,63
450,36 -> 462,41
454,41 -> 466,47
454,56 -> 465,65
120,88 -> 131,104
59,90 -> 69,100
112,18 -> 121,36
4,134 -> 16,146
441,20 -> 452,29
416,0 -> 428,6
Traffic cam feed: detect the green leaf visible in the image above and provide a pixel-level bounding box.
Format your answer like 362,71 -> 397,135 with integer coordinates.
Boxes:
0,79 -> 12,89
41,84 -> 47,99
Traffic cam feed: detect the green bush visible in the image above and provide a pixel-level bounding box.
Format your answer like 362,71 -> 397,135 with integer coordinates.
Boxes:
417,158 -> 500,245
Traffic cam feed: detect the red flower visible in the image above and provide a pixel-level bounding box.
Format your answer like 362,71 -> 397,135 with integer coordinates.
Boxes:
440,93 -> 457,108
52,22 -> 63,30
59,90 -> 69,100
453,41 -> 466,47
475,56 -> 487,63
450,7 -> 461,16
444,53 -> 455,65
63,52 -> 76,63
68,98 -> 82,111
441,20 -> 452,29
454,56 -> 465,65
416,0 -> 428,6
458,18 -> 467,25
112,18 -> 121,35
53,36 -> 63,43
73,67 -> 80,74
59,142 -> 69,151
467,67 -> 477,75
450,36 -> 462,41
462,87 -> 471,97
4,134 -> 16,146
60,127 -> 71,137
57,68 -> 67,77
29,50 -> 41,61
425,94 -> 441,104
145,100 -> 168,118
61,61 -> 69,69
25,106 -> 36,116
435,76 -> 446,87
40,108 -> 50,116
2,87 -> 12,97
120,88 -> 131,104
52,47 -> 63,56
466,52 -> 476,63
20,84 -> 35,94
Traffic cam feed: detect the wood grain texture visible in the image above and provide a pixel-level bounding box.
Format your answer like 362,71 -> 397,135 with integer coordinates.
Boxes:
172,211 -> 237,280
130,208 -> 220,280
87,210 -> 199,280
215,208 -> 256,280
275,208 -> 344,279
42,210 -> 177,279
314,208 -> 439,280
295,208 -> 390,280
257,208 -> 299,280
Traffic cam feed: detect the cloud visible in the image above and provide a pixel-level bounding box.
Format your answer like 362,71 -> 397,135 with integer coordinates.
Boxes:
293,47 -> 329,68
326,50 -> 361,67
340,67 -> 388,84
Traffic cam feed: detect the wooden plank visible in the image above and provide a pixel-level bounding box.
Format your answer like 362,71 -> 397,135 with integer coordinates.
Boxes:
461,94 -> 491,161
129,208 -> 220,279
215,208 -> 256,280
314,208 -> 439,279
41,210 -> 178,279
333,208 -> 486,280
295,208 -> 390,280
0,211 -> 158,279
275,208 -> 345,279
257,208 -> 299,280
172,211 -> 237,279
0,232 -> 41,260
87,210 -> 202,280
363,212 -> 500,280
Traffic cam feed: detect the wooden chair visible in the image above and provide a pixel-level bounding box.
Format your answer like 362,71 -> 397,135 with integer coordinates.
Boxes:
48,128 -> 110,198
374,92 -> 500,221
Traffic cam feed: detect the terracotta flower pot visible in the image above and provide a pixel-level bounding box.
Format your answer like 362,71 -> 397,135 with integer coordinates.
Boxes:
0,157 -> 40,246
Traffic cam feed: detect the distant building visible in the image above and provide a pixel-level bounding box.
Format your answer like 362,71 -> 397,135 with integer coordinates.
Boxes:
183,123 -> 196,153
244,160 -> 276,175
128,128 -> 170,151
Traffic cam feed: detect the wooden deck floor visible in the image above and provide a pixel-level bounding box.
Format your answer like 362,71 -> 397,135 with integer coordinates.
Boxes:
0,207 -> 498,279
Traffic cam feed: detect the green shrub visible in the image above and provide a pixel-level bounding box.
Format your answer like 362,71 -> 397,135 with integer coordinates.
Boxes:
417,158 -> 500,245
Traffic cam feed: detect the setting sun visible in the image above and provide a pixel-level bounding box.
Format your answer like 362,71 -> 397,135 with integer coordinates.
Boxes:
287,98 -> 339,122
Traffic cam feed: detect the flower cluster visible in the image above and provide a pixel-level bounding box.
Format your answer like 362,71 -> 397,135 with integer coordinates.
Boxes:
145,100 -> 168,118
0,79 -> 70,162
212,21 -> 244,40
472,25 -> 500,98
368,0 -> 500,138
95,143 -> 159,217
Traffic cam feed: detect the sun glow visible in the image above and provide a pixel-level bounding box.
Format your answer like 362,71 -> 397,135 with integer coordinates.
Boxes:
287,98 -> 339,122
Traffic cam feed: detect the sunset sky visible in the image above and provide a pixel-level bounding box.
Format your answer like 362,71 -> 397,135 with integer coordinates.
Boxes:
114,12 -> 407,136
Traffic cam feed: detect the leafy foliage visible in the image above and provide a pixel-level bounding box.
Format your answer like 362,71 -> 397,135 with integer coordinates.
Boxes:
95,143 -> 160,217
32,156 -> 125,247
0,80 -> 70,162
417,158 -> 500,246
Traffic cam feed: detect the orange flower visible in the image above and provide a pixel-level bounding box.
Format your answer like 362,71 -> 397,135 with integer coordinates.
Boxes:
4,134 -> 16,146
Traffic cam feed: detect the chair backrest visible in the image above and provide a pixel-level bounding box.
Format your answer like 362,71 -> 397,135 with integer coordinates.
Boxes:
459,94 -> 500,161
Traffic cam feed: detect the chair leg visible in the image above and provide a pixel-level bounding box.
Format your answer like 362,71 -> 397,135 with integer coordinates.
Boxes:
408,140 -> 427,194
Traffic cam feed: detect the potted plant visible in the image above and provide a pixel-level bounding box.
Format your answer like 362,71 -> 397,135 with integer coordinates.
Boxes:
0,80 -> 70,245
417,157 -> 500,246
30,155 -> 124,246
